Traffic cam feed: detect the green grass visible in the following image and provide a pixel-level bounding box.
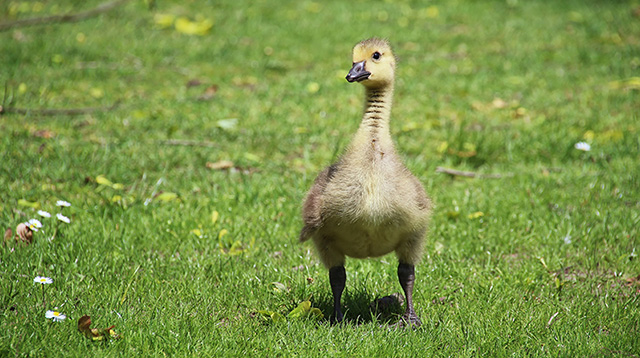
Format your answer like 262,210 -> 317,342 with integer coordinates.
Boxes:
1,0 -> 639,356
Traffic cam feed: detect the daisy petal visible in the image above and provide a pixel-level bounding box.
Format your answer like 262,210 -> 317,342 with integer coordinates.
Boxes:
574,141 -> 591,151
55,200 -> 71,207
56,213 -> 71,224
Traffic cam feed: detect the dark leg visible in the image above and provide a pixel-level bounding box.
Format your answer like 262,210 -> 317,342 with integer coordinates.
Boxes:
329,265 -> 346,323
398,262 -> 422,327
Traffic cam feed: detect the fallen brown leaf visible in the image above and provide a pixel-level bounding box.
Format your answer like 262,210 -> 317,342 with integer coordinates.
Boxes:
198,85 -> 219,101
186,79 -> 202,88
15,223 -> 33,244
78,315 -> 121,341
625,274 -> 640,287
33,129 -> 55,139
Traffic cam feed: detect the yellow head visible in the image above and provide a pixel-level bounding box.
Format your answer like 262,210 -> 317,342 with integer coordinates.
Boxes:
346,38 -> 396,88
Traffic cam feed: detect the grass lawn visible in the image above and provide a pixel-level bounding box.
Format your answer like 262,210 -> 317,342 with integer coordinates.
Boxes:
1,0 -> 639,356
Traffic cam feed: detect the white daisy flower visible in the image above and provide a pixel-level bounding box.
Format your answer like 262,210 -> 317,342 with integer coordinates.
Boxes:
37,210 -> 52,218
56,200 -> 71,207
574,142 -> 591,152
34,276 -> 53,284
27,219 -> 43,232
45,310 -> 66,322
56,213 -> 71,224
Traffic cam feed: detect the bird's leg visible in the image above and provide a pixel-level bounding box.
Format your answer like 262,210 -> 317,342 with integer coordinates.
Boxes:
397,262 -> 422,327
329,265 -> 346,323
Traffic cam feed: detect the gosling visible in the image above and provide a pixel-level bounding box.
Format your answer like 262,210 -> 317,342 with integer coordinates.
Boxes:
300,38 -> 432,327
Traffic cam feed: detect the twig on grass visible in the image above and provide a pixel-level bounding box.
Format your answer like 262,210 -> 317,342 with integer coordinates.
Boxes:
0,0 -> 131,32
435,166 -> 511,179
0,101 -> 121,116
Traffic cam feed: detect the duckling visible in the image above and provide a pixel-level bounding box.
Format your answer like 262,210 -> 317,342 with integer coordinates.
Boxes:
300,38 -> 432,327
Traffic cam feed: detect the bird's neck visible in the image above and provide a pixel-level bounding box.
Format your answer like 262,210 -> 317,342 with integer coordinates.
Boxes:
360,85 -> 393,132
349,85 -> 395,158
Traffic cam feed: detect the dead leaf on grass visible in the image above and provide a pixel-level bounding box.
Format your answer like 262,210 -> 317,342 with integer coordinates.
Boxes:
78,315 -> 121,341
15,223 -> 33,244
186,79 -> 202,88
198,85 -> 218,101
4,228 -> 12,243
33,129 -> 55,138
625,274 -> 640,287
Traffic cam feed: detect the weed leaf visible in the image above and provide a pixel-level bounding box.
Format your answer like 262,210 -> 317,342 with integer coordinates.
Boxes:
288,301 -> 324,320
18,199 -> 39,208
156,192 -> 178,202
96,175 -> 113,186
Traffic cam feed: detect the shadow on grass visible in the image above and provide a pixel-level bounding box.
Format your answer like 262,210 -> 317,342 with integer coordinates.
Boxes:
314,286 -> 405,326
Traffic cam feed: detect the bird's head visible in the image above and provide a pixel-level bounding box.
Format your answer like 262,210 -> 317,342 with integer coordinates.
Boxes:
346,38 -> 396,88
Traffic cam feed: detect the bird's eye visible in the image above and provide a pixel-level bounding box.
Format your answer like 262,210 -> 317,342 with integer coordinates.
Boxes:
372,52 -> 381,60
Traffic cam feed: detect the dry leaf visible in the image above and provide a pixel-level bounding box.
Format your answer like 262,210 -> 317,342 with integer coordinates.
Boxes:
78,315 -> 121,341
15,223 -> 33,244
33,129 -> 55,138
4,228 -> 12,243
198,85 -> 218,101
206,160 -> 234,170
186,79 -> 202,88
626,274 -> 640,287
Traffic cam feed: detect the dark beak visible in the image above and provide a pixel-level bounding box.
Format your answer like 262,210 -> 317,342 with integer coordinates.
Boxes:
346,60 -> 371,83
